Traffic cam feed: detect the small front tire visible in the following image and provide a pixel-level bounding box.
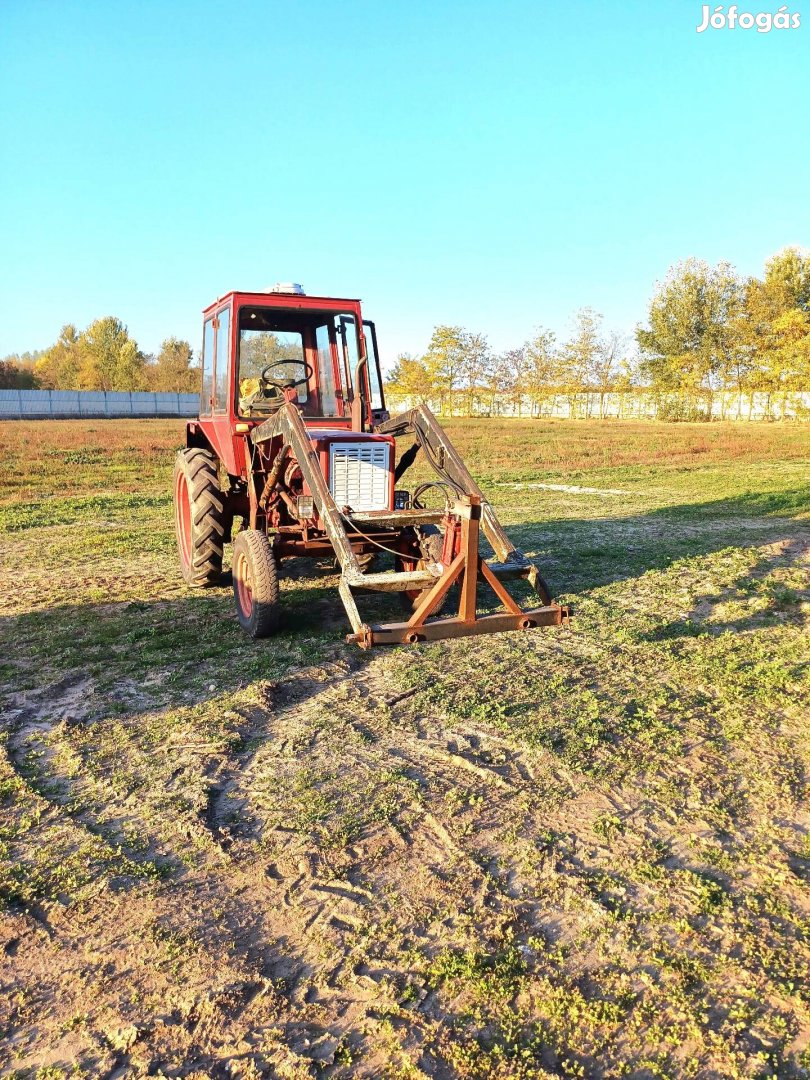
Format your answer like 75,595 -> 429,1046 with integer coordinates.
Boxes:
232,530 -> 281,639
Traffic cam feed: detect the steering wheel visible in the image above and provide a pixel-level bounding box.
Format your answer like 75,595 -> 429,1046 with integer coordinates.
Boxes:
261,360 -> 314,390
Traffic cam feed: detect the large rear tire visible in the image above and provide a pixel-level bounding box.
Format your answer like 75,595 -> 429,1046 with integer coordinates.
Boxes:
232,529 -> 281,639
174,449 -> 225,587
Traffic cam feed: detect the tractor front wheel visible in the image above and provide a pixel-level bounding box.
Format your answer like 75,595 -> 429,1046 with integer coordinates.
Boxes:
174,448 -> 225,587
232,530 -> 281,638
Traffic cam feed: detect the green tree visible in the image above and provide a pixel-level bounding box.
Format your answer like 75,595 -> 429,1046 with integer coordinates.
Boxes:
637,259 -> 742,418
148,337 -> 198,392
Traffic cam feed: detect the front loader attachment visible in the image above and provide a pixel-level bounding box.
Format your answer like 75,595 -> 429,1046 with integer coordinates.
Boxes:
345,492 -> 568,648
251,402 -> 569,648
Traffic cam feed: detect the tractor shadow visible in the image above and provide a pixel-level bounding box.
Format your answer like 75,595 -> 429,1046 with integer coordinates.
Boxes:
506,487 -> 809,598
269,487 -> 807,633
1,487 -> 806,725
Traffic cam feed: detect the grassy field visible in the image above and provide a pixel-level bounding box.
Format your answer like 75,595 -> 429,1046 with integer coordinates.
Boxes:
1,417 -> 809,1079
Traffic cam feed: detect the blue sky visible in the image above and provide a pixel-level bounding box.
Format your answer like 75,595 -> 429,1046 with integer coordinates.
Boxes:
1,0 -> 808,369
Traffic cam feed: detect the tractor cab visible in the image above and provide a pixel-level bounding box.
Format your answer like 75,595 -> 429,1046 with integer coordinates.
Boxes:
196,284 -> 385,431
234,297 -> 385,425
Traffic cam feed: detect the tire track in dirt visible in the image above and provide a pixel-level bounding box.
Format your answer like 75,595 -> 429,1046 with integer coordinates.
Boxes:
19,634 -> 796,1076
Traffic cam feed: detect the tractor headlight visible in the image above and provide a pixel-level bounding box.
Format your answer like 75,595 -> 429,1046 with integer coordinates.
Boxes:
296,495 -> 314,519
394,489 -> 410,510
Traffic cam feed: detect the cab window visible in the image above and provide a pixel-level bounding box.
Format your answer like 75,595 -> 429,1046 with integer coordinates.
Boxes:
213,306 -> 230,413
238,324 -> 307,412
315,322 -> 338,415
363,321 -> 385,410
201,317 -> 215,414
237,306 -> 358,419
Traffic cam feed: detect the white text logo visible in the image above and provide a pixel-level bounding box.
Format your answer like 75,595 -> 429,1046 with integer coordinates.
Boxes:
696,4 -> 801,30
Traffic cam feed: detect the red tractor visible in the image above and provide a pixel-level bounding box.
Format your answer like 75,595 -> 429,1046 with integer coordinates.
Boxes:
173,284 -> 568,647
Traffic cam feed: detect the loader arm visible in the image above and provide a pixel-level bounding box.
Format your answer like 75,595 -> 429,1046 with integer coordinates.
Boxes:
377,403 -> 553,604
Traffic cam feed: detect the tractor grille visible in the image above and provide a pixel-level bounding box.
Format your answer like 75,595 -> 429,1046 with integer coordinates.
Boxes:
329,442 -> 391,512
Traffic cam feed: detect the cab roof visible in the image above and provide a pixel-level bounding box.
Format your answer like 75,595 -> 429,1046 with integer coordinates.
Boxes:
203,290 -> 362,318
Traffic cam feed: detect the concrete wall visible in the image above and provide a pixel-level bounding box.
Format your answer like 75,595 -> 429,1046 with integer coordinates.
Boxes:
0,390 -> 199,420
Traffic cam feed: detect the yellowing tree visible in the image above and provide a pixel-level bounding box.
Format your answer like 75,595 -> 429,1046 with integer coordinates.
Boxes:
737,248 -> 810,416
491,347 -> 530,416
148,338 -> 198,392
34,325 -> 82,389
560,308 -> 604,416
762,246 -> 810,311
523,327 -> 560,416
424,326 -> 467,415
385,353 -> 435,406
77,317 -> 145,391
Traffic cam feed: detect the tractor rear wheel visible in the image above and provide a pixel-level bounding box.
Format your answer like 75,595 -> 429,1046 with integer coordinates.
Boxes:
398,526 -> 447,614
174,449 -> 225,587
232,529 -> 281,638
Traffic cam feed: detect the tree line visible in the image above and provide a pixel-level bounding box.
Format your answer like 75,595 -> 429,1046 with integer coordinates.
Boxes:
386,247 -> 810,420
2,248 -> 809,419
0,317 -> 198,394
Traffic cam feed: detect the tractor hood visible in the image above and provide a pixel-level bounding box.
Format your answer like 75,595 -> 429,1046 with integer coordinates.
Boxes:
305,428 -> 388,443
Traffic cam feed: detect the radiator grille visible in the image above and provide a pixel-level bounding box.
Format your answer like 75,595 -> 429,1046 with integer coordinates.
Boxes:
329,442 -> 391,512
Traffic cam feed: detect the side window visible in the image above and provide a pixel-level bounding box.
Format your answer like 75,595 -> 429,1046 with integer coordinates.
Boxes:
363,321 -> 385,410
214,307 -> 230,413
201,318 -> 215,414
338,315 -> 358,391
315,322 -> 338,416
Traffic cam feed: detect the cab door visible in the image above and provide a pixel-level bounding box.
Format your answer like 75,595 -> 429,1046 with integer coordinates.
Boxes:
200,317 -> 215,415
363,320 -> 387,421
200,300 -> 241,475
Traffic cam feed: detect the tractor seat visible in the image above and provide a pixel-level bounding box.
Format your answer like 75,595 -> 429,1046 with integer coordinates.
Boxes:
239,377 -> 284,416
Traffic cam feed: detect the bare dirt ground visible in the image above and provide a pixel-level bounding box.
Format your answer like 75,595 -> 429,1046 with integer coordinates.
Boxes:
1,418 -> 809,1079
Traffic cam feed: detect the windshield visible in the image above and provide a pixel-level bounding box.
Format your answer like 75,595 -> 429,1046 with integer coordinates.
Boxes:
239,329 -> 308,408
236,306 -> 382,420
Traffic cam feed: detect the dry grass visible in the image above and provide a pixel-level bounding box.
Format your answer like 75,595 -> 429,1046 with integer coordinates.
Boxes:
1,417 -> 809,1079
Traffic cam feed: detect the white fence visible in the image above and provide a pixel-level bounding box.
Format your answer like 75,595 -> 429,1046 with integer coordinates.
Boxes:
387,390 -> 810,421
0,390 -> 199,420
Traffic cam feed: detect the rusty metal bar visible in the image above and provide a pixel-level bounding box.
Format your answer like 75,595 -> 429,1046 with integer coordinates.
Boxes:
346,606 -> 568,648
347,508 -> 444,527
458,499 -> 480,623
406,552 -> 466,628
480,559 -> 524,616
